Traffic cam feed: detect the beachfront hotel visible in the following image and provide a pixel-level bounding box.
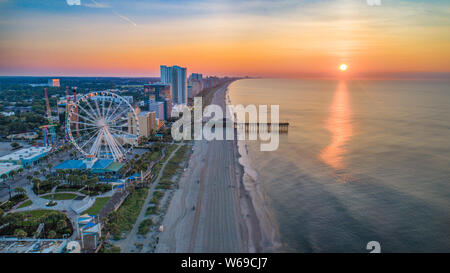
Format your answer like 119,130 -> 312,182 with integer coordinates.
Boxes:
160,65 -> 187,105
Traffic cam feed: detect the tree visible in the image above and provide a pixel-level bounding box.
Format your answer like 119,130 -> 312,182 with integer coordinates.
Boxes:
33,170 -> 40,176
47,230 -> 57,239
0,173 -> 7,181
0,208 -> 4,218
56,219 -> 67,230
8,170 -> 16,183
10,142 -> 20,149
14,187 -> 26,195
32,178 -> 41,195
14,229 -> 27,239
81,174 -> 88,184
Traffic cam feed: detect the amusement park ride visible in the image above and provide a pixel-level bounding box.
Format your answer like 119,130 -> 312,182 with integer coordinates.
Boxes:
39,87 -> 139,162
40,87 -> 58,148
66,91 -> 139,162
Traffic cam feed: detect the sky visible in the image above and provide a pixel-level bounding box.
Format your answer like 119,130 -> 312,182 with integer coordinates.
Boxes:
0,0 -> 449,78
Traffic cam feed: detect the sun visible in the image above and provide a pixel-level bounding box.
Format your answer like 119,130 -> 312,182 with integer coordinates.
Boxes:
339,64 -> 348,71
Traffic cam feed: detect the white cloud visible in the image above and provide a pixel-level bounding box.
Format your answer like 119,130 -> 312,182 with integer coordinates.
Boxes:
66,0 -> 81,6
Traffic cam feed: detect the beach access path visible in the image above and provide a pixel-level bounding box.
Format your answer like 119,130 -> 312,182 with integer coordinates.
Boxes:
116,144 -> 182,252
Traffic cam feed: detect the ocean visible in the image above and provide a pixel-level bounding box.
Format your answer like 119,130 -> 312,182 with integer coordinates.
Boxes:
227,78 -> 450,253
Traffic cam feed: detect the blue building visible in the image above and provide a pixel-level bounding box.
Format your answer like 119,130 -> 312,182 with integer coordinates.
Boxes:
54,158 -> 124,175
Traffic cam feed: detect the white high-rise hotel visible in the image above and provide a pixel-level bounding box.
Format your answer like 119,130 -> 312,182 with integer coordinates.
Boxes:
160,65 -> 187,105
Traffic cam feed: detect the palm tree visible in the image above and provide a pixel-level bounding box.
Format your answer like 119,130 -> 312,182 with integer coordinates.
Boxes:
33,178 -> 40,196
9,170 -> 16,184
14,187 -> 26,196
81,174 -> 88,185
47,163 -> 53,175
0,173 -> 11,199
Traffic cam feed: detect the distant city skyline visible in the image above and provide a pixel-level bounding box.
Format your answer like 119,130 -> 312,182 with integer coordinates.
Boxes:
0,0 -> 449,78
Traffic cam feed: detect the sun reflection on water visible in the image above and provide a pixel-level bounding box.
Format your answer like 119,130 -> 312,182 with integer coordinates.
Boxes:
320,81 -> 353,170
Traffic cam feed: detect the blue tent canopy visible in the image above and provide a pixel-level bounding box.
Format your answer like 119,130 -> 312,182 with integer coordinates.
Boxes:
54,160 -> 86,170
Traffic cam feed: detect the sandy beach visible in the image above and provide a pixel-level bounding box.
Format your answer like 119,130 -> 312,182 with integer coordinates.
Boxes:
156,82 -> 280,253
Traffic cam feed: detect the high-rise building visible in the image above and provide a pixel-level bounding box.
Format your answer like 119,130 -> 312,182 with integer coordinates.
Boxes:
137,111 -> 156,137
164,98 -> 172,120
189,73 -> 203,82
149,99 -> 165,121
190,80 -> 202,97
127,108 -> 140,135
160,65 -> 187,105
188,73 -> 203,97
187,85 -> 193,99
160,65 -> 172,84
148,83 -> 171,102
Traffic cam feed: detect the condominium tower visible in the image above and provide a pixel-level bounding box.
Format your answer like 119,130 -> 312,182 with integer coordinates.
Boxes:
160,65 -> 187,105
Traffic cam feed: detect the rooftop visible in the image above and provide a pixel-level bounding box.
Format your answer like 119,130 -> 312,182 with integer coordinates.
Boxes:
0,238 -> 68,253
0,163 -> 21,176
54,159 -> 124,173
54,160 -> 87,170
0,146 -> 51,162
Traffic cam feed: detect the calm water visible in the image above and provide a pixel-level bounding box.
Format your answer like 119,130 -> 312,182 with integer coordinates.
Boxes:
228,79 -> 450,253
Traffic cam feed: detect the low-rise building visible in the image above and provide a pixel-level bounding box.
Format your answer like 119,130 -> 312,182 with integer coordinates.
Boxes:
48,78 -> 60,87
54,158 -> 124,175
0,238 -> 68,253
0,146 -> 51,167
1,111 -> 15,117
6,132 -> 39,141
0,163 -> 21,178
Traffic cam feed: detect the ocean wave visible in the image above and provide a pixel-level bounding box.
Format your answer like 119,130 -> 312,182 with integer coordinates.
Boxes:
227,84 -> 281,252
237,141 -> 258,181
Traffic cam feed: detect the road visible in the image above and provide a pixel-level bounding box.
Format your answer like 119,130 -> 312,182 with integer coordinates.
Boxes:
0,148 -> 73,202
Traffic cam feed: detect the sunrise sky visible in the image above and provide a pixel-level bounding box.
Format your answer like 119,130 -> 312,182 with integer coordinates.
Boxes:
0,0 -> 449,78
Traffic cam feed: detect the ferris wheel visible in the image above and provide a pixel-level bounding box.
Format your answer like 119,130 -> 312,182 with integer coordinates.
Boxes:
67,91 -> 139,162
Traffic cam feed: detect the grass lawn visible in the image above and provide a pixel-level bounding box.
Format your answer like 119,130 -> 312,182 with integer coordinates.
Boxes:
19,209 -> 58,218
82,197 -> 111,215
41,193 -> 79,200
17,199 -> 33,209
150,150 -> 162,161
110,187 -> 149,238
161,145 -> 189,180
162,144 -> 177,162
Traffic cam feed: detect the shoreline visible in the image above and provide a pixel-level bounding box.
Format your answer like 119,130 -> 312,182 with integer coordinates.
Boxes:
226,83 -> 281,252
155,80 -> 280,252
